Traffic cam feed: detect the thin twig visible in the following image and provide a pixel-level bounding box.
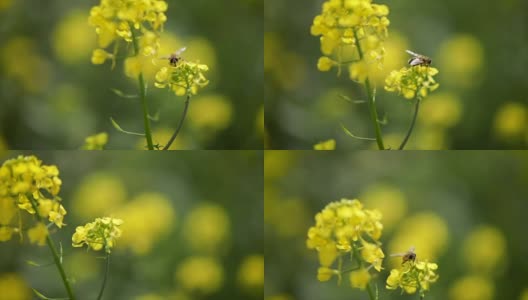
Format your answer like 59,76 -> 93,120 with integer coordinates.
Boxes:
163,94 -> 190,150
96,253 -> 110,300
398,99 -> 420,150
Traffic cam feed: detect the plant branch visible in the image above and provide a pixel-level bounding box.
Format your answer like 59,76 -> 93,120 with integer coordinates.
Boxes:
96,253 -> 110,300
29,200 -> 75,300
353,29 -> 385,150
398,98 -> 420,150
131,27 -> 154,150
352,246 -> 377,300
163,94 -> 190,150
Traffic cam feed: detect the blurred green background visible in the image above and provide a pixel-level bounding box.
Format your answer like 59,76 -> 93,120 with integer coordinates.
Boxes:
264,0 -> 528,149
265,151 -> 528,300
0,151 -> 263,299
0,0 -> 263,149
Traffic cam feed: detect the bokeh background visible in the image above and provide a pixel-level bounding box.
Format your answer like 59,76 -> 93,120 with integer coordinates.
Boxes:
0,0 -> 263,149
264,0 -> 528,149
0,151 -> 263,299
265,151 -> 528,300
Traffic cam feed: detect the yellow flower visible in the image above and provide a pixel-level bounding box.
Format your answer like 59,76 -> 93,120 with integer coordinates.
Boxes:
350,268 -> 371,290
386,259 -> 439,297
27,222 -> 48,246
493,102 -> 527,139
0,155 -> 65,242
0,273 -> 31,300
317,267 -> 336,282
462,225 -> 507,275
313,139 -> 336,150
361,241 -> 384,271
237,255 -> 264,291
182,203 -> 230,254
0,226 -> 14,242
311,0 -> 390,76
187,94 -> 233,133
449,275 -> 494,300
385,66 -> 439,99
82,132 -> 108,150
175,256 -> 224,294
154,60 -> 209,96
72,217 -> 123,253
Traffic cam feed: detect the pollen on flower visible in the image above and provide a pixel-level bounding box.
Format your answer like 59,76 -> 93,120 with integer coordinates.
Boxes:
386,258 -> 439,297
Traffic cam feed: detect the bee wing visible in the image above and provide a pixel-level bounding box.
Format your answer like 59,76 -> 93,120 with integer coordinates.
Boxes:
390,252 -> 406,257
175,47 -> 187,56
406,49 -> 420,57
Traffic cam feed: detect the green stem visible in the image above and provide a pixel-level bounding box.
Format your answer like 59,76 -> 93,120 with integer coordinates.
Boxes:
163,94 -> 190,150
353,29 -> 384,150
398,98 -> 420,150
29,201 -> 75,300
96,253 -> 110,300
130,28 -> 154,150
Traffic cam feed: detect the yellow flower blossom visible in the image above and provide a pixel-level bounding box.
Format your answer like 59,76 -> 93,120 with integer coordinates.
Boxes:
350,268 -> 371,290
313,139 -> 336,150
0,273 -> 31,300
311,0 -> 390,79
154,60 -> 209,96
27,222 -> 48,246
237,255 -> 264,291
0,156 -> 66,241
182,203 -> 230,254
386,259 -> 439,297
175,256 -> 224,294
449,275 -> 494,300
385,66 -> 439,99
81,132 -> 109,150
72,217 -> 123,253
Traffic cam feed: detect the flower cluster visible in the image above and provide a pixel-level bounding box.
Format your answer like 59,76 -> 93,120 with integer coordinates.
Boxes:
0,156 -> 66,244
310,0 -> 390,82
155,61 -> 209,96
88,0 -> 168,65
306,199 -> 384,288
386,259 -> 439,297
72,217 -> 123,253
385,66 -> 439,100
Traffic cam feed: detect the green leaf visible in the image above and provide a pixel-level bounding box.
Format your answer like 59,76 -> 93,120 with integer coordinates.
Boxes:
32,288 -> 69,300
340,124 -> 376,141
110,118 -> 145,136
338,94 -> 366,104
25,260 -> 41,267
110,88 -> 138,99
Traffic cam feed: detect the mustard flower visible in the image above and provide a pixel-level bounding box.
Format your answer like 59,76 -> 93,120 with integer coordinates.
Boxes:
81,132 -> 108,150
313,139 -> 336,150
154,61 -> 209,96
385,66 -> 439,100
306,199 -> 384,288
386,259 -> 439,297
0,155 -> 66,241
72,217 -> 123,253
88,0 -> 168,65
310,0 -> 390,81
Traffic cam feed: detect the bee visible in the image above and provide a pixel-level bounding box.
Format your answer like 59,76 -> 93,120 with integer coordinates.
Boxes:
406,50 -> 432,67
160,47 -> 187,66
390,246 -> 417,265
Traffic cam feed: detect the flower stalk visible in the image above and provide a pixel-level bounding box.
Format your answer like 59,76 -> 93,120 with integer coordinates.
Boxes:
130,28 -> 154,150
399,98 -> 421,150
96,253 -> 110,300
163,94 -> 191,150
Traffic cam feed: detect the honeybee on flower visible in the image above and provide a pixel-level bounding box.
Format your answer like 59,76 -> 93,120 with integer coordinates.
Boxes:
406,50 -> 432,67
160,47 -> 187,66
390,246 -> 417,265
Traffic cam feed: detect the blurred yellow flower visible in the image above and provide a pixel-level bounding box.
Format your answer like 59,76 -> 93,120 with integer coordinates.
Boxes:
449,275 -> 494,300
388,212 -> 448,266
438,34 -> 484,88
264,32 -> 307,90
65,252 -> 100,282
0,273 -> 31,300
419,92 -> 462,128
265,294 -> 295,300
264,151 -> 296,181
520,288 -> 528,300
1,37 -> 50,93
313,139 -> 336,150
187,94 -> 233,132
27,222 -> 48,246
493,102 -> 527,140
317,266 -> 336,282
81,132 -> 108,150
360,184 -> 407,230
462,225 -> 507,275
135,294 -> 165,300
267,197 -> 310,238
369,30 -> 409,85
182,203 -> 230,253
72,172 -> 127,220
0,0 -> 12,11
117,193 -> 175,255
256,106 -> 265,135
237,255 -> 264,291
350,268 -> 371,290
125,56 -> 145,78
175,256 -> 224,294
52,10 -> 96,64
